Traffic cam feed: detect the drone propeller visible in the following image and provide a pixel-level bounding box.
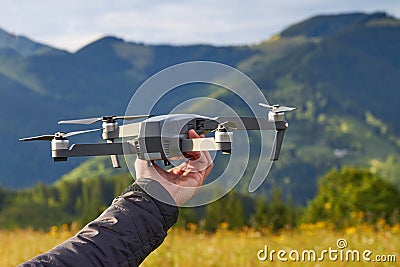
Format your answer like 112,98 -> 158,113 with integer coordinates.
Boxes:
19,128 -> 102,141
258,103 -> 277,109
19,134 -> 56,141
58,115 -> 151,125
259,103 -> 296,113
211,121 -> 238,132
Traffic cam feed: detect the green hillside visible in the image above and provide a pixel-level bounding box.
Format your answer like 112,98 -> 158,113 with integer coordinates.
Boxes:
234,12 -> 400,201
0,12 -> 399,205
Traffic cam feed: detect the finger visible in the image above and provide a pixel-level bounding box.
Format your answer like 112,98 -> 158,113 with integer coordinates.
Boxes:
172,160 -> 189,171
183,168 -> 192,176
195,134 -> 212,164
185,129 -> 202,160
203,162 -> 214,181
169,166 -> 185,175
195,149 -> 212,169
183,133 -> 208,160
183,151 -> 200,160
203,149 -> 213,165
188,129 -> 200,138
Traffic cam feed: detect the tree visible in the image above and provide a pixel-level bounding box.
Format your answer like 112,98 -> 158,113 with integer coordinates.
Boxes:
303,167 -> 400,227
250,189 -> 299,231
0,186 -> 5,211
224,191 -> 245,229
202,190 -> 247,231
268,189 -> 292,230
203,199 -> 224,231
370,154 -> 400,188
250,195 -> 269,229
176,207 -> 197,229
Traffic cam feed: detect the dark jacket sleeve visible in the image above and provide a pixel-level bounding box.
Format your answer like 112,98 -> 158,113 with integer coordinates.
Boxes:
19,179 -> 179,267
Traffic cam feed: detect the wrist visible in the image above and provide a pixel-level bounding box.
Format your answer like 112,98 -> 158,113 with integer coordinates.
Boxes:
122,178 -> 177,207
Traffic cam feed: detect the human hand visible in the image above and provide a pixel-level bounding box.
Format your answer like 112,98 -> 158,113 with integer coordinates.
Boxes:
135,129 -> 213,205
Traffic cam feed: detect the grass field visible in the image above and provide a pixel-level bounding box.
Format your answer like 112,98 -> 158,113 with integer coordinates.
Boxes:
2,222 -> 399,266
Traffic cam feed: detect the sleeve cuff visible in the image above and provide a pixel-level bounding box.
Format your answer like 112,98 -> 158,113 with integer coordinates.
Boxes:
120,178 -> 179,229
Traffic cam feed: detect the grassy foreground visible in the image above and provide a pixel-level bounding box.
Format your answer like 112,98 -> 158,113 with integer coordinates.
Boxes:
3,222 -> 399,267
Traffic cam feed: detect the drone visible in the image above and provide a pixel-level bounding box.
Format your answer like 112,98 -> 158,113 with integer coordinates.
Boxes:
19,103 -> 296,168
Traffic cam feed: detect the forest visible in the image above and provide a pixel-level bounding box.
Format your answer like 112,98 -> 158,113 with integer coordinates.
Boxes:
0,166 -> 398,232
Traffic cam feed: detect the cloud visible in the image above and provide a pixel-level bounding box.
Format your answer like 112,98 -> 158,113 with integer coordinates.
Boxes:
0,0 -> 398,51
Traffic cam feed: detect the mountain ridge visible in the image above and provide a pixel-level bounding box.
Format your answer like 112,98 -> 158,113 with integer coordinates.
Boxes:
0,12 -> 399,204
281,12 -> 396,38
0,27 -> 61,57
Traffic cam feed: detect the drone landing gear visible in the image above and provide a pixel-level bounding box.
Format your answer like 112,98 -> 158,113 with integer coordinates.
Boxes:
107,140 -> 121,168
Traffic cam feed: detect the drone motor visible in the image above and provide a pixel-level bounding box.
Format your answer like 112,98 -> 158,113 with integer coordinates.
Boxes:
214,128 -> 233,154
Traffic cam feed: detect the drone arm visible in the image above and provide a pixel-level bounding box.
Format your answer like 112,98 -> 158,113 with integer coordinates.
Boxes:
213,118 -> 288,160
212,117 -> 275,130
107,140 -> 121,168
181,138 -> 218,152
181,137 -> 231,154
52,142 -> 138,159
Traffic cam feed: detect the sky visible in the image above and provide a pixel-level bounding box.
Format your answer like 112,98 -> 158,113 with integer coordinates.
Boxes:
0,0 -> 399,52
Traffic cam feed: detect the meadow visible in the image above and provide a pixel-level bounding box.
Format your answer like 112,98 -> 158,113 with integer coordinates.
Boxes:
3,222 -> 398,267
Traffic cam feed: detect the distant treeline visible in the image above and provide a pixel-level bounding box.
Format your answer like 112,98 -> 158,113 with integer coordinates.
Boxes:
0,167 -> 399,231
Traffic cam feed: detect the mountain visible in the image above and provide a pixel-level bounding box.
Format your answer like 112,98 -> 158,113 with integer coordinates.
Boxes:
236,12 -> 400,201
0,33 -> 254,188
0,28 -> 57,57
0,12 -> 399,204
280,12 -> 390,37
